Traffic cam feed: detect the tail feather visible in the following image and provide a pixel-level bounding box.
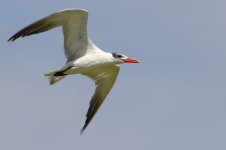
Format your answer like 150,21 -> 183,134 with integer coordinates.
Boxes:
44,71 -> 66,85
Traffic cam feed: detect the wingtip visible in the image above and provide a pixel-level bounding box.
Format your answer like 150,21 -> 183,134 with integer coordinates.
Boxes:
80,127 -> 85,135
7,38 -> 13,42
8,36 -> 18,42
8,32 -> 27,42
80,123 -> 88,135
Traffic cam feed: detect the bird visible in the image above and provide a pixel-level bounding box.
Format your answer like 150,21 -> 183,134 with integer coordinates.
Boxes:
8,8 -> 139,134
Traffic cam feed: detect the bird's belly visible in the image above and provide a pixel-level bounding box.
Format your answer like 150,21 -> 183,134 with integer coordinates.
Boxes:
78,63 -> 114,76
64,61 -> 113,76
70,54 -> 115,75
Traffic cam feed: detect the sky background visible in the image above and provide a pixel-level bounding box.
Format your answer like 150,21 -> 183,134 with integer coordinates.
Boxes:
1,0 -> 226,150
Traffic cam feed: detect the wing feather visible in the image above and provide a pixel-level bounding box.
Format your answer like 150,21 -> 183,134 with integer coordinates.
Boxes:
8,9 -> 89,61
80,66 -> 120,134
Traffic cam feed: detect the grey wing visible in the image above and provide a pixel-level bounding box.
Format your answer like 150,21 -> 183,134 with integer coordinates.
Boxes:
80,66 -> 120,134
8,8 -> 89,61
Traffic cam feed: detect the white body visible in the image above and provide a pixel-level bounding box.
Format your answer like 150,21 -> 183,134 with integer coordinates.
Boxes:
9,8 -> 138,134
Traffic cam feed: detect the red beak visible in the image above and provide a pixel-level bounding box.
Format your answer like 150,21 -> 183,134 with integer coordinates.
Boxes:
122,57 -> 139,63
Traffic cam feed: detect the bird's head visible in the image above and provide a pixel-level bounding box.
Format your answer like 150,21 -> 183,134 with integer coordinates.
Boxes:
111,52 -> 139,64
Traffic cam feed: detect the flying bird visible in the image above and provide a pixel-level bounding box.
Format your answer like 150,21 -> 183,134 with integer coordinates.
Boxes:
8,8 -> 139,134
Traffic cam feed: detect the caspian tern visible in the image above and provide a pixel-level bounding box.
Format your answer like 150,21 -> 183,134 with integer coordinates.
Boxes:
8,8 -> 139,134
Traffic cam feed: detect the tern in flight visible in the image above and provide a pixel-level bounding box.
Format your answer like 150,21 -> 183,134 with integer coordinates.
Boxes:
8,8 -> 139,134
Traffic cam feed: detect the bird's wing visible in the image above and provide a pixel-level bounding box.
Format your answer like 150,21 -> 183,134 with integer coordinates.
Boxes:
8,8 -> 91,61
81,66 -> 120,134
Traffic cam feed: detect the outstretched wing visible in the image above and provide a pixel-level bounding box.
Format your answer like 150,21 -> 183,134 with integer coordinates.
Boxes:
8,8 -> 89,61
81,66 -> 120,134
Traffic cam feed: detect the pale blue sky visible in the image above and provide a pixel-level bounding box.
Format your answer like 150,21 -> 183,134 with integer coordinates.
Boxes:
1,0 -> 226,150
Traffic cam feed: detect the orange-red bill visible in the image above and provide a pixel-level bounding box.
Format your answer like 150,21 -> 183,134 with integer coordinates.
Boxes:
122,57 -> 139,63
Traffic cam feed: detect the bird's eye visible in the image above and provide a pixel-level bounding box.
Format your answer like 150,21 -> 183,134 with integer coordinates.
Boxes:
117,54 -> 123,58
112,53 -> 123,58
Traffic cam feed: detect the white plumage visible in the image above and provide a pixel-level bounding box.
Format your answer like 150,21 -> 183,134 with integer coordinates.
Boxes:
9,8 -> 139,134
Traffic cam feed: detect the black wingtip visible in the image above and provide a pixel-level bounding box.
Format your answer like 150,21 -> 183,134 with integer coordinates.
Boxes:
80,124 -> 87,135
80,129 -> 84,135
8,36 -> 17,42
8,33 -> 24,42
7,37 -> 13,42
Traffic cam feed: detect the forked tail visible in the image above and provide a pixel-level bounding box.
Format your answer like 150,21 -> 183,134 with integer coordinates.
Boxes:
44,65 -> 74,85
44,71 -> 66,85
